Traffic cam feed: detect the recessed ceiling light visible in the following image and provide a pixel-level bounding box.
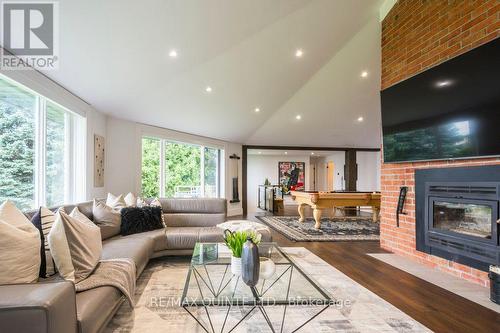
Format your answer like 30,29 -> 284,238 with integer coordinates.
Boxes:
205,86 -> 212,93
295,49 -> 304,57
357,116 -> 364,122
254,107 -> 260,113
258,151 -> 262,154
311,152 -> 315,155
284,151 -> 288,155
436,80 -> 452,87
169,49 -> 178,58
295,115 -> 302,120
361,71 -> 368,78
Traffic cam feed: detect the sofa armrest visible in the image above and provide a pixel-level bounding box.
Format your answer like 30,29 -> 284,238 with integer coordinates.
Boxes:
0,281 -> 77,333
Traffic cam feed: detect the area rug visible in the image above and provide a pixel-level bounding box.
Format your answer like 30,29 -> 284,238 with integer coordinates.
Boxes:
256,216 -> 380,242
104,248 -> 430,333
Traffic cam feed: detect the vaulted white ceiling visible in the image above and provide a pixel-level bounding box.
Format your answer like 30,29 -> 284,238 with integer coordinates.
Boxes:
43,0 -> 383,148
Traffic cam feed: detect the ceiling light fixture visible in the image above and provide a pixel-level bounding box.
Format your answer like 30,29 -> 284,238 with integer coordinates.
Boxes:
258,151 -> 262,154
361,71 -> 368,78
295,49 -> 304,57
436,80 -> 452,87
284,152 -> 288,155
254,107 -> 260,113
169,49 -> 178,58
357,116 -> 364,122
295,115 -> 302,120
311,152 -> 315,155
205,86 -> 212,93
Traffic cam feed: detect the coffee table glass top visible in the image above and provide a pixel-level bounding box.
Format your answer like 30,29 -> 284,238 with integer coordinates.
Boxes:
181,243 -> 333,307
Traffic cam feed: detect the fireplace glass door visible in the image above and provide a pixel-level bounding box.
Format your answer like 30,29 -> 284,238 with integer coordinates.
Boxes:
431,197 -> 497,243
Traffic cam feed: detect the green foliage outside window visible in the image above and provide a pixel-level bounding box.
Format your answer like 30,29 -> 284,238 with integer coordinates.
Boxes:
141,137 -> 160,198
164,142 -> 201,197
0,82 -> 36,210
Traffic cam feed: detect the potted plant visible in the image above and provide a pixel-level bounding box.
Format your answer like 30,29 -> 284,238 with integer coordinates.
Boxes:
224,230 -> 261,276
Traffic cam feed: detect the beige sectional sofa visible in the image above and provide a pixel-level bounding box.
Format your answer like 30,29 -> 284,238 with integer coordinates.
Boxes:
0,198 -> 272,333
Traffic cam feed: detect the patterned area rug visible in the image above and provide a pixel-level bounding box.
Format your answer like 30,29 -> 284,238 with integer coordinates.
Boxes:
256,216 -> 380,242
105,248 -> 430,333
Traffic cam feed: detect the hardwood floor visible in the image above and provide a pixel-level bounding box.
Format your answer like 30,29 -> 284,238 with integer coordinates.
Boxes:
234,205 -> 500,333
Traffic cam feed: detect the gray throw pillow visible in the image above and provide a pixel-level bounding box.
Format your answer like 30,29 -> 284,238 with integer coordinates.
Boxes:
92,199 -> 121,240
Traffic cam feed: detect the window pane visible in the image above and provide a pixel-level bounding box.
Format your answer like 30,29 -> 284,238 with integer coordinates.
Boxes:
204,147 -> 219,198
0,78 -> 36,210
165,142 -> 201,198
141,137 -> 160,197
45,102 -> 70,207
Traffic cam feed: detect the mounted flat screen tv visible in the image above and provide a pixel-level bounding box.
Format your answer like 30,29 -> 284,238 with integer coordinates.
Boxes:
381,38 -> 500,163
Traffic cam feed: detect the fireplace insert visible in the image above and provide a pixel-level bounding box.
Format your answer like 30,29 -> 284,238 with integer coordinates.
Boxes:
416,166 -> 500,271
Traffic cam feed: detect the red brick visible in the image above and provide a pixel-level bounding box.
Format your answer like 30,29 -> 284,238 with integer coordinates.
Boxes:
380,0 -> 499,287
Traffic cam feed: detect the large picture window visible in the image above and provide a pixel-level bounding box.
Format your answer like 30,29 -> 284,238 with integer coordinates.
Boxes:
0,75 -> 85,209
141,137 -> 223,198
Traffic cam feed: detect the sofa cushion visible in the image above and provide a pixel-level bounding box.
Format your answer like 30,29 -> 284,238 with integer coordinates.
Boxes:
76,286 -> 122,333
92,200 -> 121,240
159,198 -> 226,214
198,227 -> 225,243
102,236 -> 154,275
163,213 -> 226,228
124,229 -> 167,252
165,227 -> 201,250
0,200 -> 41,284
106,193 -> 127,210
120,206 -> 163,236
49,209 -> 102,283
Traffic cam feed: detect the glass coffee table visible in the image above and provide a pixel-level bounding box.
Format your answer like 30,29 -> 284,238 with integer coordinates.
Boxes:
181,243 -> 333,333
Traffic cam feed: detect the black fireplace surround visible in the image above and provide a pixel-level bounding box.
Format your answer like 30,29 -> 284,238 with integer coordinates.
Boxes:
416,165 -> 500,272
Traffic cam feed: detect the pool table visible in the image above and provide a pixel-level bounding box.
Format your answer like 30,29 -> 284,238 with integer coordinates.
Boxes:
290,191 -> 381,229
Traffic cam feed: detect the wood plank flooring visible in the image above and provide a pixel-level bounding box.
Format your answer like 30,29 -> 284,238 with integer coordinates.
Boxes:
233,205 -> 500,333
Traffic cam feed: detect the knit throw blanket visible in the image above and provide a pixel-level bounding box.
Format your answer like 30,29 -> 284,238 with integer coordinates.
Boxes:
76,258 -> 136,307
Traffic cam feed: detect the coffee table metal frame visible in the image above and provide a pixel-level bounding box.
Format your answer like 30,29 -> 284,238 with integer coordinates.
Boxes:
181,242 -> 333,333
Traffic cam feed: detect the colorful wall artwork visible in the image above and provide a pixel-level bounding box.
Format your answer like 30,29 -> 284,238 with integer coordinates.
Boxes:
278,162 -> 305,193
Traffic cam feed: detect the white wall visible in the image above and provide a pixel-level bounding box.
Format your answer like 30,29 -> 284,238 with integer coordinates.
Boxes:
246,154 -> 311,213
86,109 -> 107,199
105,117 -> 243,216
356,151 -> 381,191
312,152 -> 346,191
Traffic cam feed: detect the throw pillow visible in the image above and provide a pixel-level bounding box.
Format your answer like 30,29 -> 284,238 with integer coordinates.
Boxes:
106,193 -> 127,210
136,197 -> 146,207
150,198 -> 162,208
124,192 -> 137,207
120,206 -> 164,236
49,209 -> 102,282
92,199 -> 121,239
0,200 -> 41,285
31,207 -> 57,278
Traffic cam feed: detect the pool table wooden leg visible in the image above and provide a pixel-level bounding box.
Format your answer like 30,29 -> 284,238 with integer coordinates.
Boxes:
313,208 -> 322,229
298,203 -> 306,223
373,207 -> 380,222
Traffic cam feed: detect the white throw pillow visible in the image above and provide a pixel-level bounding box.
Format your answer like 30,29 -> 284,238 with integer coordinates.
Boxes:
47,208 -> 75,281
106,193 -> 127,210
150,198 -> 162,207
124,192 -> 137,207
136,197 -> 146,207
0,200 -> 41,284
48,208 -> 102,282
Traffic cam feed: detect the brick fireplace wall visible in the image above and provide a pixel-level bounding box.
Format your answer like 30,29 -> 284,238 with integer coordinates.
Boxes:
380,0 -> 500,287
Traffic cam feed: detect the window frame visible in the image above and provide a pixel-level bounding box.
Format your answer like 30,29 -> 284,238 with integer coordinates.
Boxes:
0,74 -> 85,208
141,136 -> 224,199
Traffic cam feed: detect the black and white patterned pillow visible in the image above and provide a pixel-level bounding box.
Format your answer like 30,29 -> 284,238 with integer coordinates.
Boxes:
31,207 -> 57,278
